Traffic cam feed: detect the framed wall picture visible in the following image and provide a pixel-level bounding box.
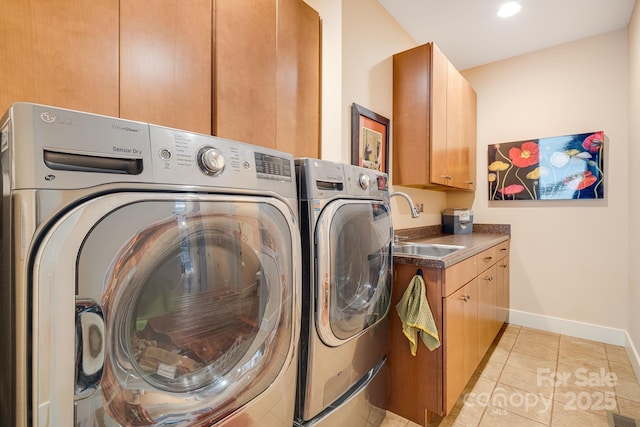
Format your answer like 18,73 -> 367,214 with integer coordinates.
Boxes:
351,103 -> 390,173
488,131 -> 605,200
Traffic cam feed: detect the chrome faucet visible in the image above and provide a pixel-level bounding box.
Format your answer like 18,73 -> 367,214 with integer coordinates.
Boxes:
390,191 -> 420,218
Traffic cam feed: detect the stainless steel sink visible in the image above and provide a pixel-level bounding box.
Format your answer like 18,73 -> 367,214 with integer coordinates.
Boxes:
393,242 -> 466,258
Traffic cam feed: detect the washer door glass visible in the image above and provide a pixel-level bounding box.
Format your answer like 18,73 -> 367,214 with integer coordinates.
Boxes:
76,197 -> 295,426
315,200 -> 392,345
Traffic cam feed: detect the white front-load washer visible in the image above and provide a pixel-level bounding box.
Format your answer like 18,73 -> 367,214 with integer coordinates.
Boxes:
0,103 -> 301,427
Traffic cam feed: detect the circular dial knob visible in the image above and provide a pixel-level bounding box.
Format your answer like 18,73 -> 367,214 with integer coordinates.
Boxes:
358,173 -> 371,190
198,147 -> 225,176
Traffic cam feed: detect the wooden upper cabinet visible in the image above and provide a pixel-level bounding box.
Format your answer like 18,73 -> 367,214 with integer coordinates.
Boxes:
460,76 -> 478,190
392,43 -> 431,186
213,0 -> 320,156
430,44 -> 449,187
1,0 -> 320,157
120,0 -> 213,134
0,0 -> 119,117
213,0 -> 277,146
276,0 -> 321,158
392,42 -> 477,191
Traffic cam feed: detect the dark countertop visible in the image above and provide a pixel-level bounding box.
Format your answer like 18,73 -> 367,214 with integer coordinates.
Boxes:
393,224 -> 511,269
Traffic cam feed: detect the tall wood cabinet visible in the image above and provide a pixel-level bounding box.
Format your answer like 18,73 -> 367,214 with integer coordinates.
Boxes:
388,239 -> 510,426
392,42 -> 476,191
0,0 -> 320,158
120,0 -> 213,134
0,0 -> 119,117
213,0 -> 321,157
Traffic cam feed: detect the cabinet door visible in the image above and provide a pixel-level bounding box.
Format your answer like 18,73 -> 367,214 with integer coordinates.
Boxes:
429,44 -> 449,186
120,0 -> 212,134
497,256 -> 510,325
459,77 -> 477,190
392,42 -> 476,191
477,264 -> 498,357
445,63 -> 476,190
392,44 -> 431,185
387,264 -> 443,425
0,0 -> 119,117
213,0 -> 277,148
276,0 -> 321,157
445,62 -> 462,188
444,278 -> 478,413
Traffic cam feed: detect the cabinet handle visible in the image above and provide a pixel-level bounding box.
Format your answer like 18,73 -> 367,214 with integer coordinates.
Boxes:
460,293 -> 471,302
502,262 -> 509,268
442,175 -> 452,180
484,275 -> 494,281
500,248 -> 508,252
466,181 -> 474,185
483,256 -> 493,261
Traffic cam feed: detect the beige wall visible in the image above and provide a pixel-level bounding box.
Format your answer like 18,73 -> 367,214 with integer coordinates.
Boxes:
303,0 -> 343,163
462,31 -> 629,330
628,3 -> 640,354
308,0 -> 447,229
309,1 -> 635,342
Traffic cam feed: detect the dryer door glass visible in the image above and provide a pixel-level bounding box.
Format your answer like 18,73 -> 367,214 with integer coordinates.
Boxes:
73,197 -> 296,426
316,200 -> 393,344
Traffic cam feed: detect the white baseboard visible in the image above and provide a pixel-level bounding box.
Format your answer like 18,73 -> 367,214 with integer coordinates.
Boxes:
509,309 -> 626,345
508,309 -> 640,381
626,330 -> 640,382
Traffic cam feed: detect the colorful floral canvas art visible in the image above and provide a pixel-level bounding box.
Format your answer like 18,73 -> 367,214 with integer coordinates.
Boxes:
488,131 -> 604,200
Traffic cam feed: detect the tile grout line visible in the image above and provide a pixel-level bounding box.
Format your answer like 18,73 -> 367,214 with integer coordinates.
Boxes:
497,327 -> 557,426
548,333 -> 561,426
606,343 -> 620,419
476,326 -> 520,426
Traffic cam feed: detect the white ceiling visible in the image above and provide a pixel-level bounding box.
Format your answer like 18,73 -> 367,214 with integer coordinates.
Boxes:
378,0 -> 636,70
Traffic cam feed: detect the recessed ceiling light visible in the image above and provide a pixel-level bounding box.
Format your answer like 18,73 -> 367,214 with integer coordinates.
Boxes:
497,1 -> 522,18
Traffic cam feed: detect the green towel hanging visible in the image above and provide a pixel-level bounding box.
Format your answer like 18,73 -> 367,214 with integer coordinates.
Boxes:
396,272 -> 440,355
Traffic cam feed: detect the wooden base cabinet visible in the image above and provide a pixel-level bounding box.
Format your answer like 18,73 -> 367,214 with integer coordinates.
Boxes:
388,239 -> 510,426
496,242 -> 511,325
477,264 -> 497,361
444,278 -> 478,412
392,42 -> 476,191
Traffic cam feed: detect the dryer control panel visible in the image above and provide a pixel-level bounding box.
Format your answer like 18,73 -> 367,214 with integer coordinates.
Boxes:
3,103 -> 295,198
294,158 -> 388,201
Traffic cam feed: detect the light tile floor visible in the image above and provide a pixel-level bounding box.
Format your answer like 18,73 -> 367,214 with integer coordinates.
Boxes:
381,324 -> 640,427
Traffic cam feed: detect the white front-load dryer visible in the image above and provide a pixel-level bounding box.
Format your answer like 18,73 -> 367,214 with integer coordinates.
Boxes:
0,103 -> 301,427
